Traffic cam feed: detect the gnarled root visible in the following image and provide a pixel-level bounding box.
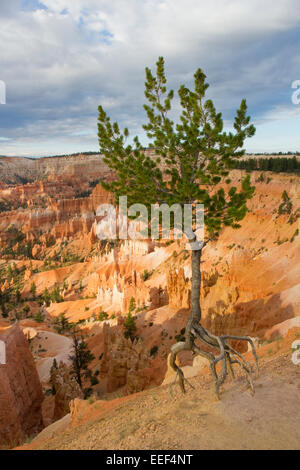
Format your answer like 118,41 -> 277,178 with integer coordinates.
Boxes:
169,324 -> 259,400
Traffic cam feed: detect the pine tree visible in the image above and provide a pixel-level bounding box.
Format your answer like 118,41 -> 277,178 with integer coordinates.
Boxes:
35,309 -> 44,323
124,312 -> 137,341
43,287 -> 51,306
69,333 -> 95,391
15,288 -> 21,303
278,190 -> 293,215
50,285 -> 63,303
1,301 -> 7,318
128,297 -> 136,314
50,358 -> 58,395
13,262 -> 19,276
53,312 -> 71,334
98,57 -> 258,398
7,265 -> 13,281
123,299 -> 136,340
30,281 -> 36,299
123,297 -> 137,341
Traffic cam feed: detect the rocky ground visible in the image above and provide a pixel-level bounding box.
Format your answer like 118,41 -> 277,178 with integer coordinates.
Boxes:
19,329 -> 300,450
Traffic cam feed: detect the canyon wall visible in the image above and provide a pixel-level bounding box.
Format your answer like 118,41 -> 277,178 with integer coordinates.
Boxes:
0,154 -> 110,184
0,324 -> 44,447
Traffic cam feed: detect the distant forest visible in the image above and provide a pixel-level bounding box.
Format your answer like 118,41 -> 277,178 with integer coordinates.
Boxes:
12,150 -> 300,175
37,151 -> 102,159
234,156 -> 300,173
245,151 -> 300,156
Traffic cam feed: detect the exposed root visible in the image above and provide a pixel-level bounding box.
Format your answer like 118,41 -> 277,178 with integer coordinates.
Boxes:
169,342 -> 188,393
170,323 -> 259,400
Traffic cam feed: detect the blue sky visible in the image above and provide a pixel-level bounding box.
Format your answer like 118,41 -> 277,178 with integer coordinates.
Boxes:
0,0 -> 300,157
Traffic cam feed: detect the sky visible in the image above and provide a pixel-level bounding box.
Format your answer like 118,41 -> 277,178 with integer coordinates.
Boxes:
0,0 -> 300,157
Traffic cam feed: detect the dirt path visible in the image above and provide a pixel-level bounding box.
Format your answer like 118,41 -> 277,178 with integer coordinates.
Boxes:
30,352 -> 300,450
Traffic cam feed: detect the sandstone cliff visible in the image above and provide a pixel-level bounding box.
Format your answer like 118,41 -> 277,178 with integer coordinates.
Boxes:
0,154 -> 110,184
0,324 -> 44,448
50,362 -> 84,421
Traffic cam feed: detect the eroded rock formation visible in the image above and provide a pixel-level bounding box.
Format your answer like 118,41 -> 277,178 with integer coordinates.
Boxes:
100,320 -> 152,394
167,268 -> 191,309
0,324 -> 44,447
50,362 -> 84,421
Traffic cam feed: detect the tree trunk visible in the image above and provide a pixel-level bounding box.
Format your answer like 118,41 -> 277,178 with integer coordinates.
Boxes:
185,246 -> 202,347
169,235 -> 259,398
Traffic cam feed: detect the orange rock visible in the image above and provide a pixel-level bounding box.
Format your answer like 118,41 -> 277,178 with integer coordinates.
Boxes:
24,268 -> 32,281
167,268 -> 191,309
100,322 -> 152,394
69,398 -> 90,426
50,362 -> 84,421
0,324 -> 44,447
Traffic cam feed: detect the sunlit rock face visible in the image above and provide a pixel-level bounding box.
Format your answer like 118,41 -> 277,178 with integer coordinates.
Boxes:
50,362 -> 84,421
100,319 -> 152,394
0,154 -> 110,185
0,324 -> 44,448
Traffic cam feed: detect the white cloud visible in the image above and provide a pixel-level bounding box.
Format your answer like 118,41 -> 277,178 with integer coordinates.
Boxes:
258,103 -> 300,123
0,0 -> 300,155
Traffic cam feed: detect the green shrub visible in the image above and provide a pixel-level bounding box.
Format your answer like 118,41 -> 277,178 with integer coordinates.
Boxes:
278,191 -> 293,215
35,310 -> 45,323
90,375 -> 99,386
124,311 -> 137,341
175,328 -> 186,342
98,310 -> 109,321
30,282 -> 37,298
150,345 -> 159,357
290,229 -> 299,243
141,269 -> 153,281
